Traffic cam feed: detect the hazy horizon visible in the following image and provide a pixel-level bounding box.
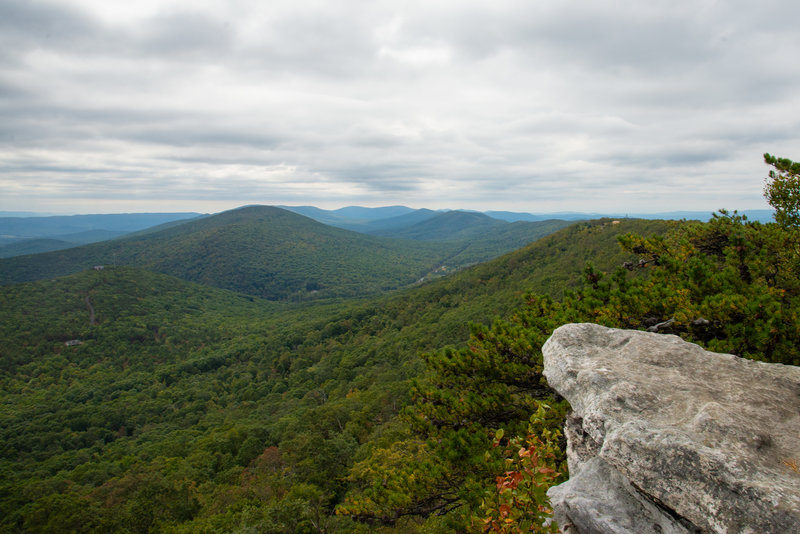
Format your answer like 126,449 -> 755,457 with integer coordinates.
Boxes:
0,204 -> 776,221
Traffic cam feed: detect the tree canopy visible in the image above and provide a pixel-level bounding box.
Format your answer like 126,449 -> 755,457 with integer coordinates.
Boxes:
764,152 -> 800,228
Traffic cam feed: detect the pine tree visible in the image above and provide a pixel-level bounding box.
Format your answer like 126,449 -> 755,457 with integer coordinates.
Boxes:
764,153 -> 800,228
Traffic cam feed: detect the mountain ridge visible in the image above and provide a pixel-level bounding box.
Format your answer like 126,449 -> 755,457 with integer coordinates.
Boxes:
0,205 -> 577,299
369,210 -> 506,241
0,206 -> 461,300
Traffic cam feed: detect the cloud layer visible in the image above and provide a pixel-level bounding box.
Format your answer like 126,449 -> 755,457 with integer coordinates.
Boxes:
2,0 -> 799,214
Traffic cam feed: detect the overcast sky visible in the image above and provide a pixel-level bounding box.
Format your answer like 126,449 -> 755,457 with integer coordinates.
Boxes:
1,0 -> 798,215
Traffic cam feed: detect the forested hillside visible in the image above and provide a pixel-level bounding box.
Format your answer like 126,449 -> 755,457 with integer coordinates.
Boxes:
0,230 -> 137,258
0,206 -> 569,300
0,218 -> 667,533
337,155 -> 800,532
0,206 -> 449,299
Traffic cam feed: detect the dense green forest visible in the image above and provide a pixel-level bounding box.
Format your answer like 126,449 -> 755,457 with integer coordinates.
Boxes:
0,217 -> 665,533
1,154 -> 798,533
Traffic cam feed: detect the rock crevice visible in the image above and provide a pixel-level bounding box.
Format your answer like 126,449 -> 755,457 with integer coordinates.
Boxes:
542,323 -> 800,534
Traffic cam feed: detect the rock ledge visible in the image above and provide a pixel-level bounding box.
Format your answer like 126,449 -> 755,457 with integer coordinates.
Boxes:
542,323 -> 800,534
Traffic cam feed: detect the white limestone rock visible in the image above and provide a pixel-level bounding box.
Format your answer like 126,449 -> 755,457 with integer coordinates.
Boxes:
542,323 -> 800,534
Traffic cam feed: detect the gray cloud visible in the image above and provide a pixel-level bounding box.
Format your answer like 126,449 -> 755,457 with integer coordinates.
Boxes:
0,1 -> 95,55
1,0 -> 798,214
135,12 -> 235,60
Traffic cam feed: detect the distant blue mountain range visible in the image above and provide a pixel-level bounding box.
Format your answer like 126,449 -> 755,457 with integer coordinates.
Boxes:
0,212 -> 204,257
0,206 -> 775,259
281,206 -> 776,226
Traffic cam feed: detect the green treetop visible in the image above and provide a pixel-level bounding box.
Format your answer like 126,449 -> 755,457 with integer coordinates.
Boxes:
764,153 -> 800,228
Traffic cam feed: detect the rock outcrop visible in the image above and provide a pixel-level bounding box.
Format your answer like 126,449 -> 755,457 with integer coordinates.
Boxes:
542,323 -> 800,534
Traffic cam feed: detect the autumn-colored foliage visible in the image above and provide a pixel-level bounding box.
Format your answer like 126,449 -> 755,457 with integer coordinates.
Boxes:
477,404 -> 566,533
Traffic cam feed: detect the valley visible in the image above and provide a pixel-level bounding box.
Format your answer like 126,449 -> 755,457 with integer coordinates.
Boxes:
1,198 -> 797,533
0,214 -> 665,532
